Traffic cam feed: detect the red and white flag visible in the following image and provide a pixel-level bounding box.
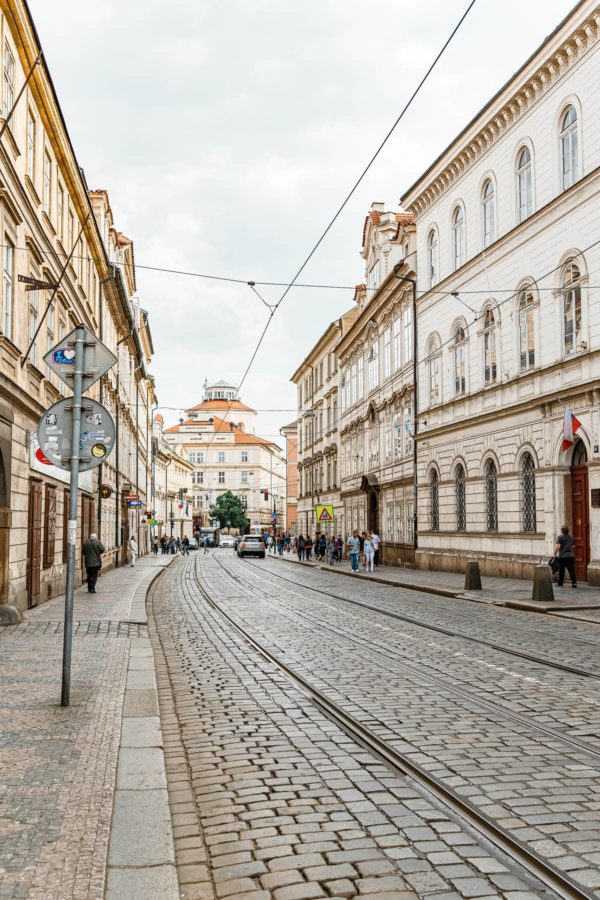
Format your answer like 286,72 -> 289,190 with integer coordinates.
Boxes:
562,405 -> 582,451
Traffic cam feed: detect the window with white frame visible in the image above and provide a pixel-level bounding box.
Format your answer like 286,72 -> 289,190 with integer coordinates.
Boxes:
560,106 -> 579,191
367,342 -> 379,392
43,152 -> 52,216
26,110 -> 36,180
562,262 -> 582,357
384,417 -> 392,463
218,451 -> 225,463
482,179 -> 496,247
392,317 -> 401,370
367,258 -> 380,293
404,402 -> 413,457
241,450 -> 248,462
518,287 -> 535,370
28,289 -> 39,365
393,411 -> 403,460
383,327 -> 392,379
403,305 -> 413,361
68,211 -> 74,250
3,238 -> 14,339
455,464 -> 466,532
3,42 -> 15,120
241,471 -> 248,484
427,229 -> 438,286
357,354 -> 364,397
218,471 -> 225,484
516,146 -> 533,222
47,301 -> 55,352
485,459 -> 498,531
429,469 -> 439,531
520,452 -> 536,532
453,324 -> 466,396
57,184 -> 64,242
350,361 -> 357,405
396,498 -> 405,543
483,308 -> 497,384
426,336 -> 441,406
340,373 -> 347,411
452,205 -> 464,269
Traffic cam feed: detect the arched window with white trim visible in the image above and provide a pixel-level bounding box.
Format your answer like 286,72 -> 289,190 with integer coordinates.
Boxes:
518,287 -> 535,371
430,469 -> 439,531
452,206 -> 464,270
560,105 -> 579,190
520,452 -> 536,532
483,308 -> 497,385
516,146 -> 533,222
562,262 -> 582,357
455,463 -> 466,532
426,335 -> 442,406
482,179 -> 496,247
453,323 -> 466,396
427,228 -> 438,287
485,459 -> 498,532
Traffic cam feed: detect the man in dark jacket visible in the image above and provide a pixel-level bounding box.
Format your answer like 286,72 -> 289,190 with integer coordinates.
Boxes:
83,532 -> 104,594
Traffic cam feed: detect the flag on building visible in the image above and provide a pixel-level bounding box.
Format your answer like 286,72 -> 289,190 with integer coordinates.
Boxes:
562,405 -> 582,451
185,499 -> 189,516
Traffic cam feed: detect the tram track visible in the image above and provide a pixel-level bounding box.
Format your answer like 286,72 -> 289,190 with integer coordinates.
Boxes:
242,556 -> 600,679
192,553 -> 596,900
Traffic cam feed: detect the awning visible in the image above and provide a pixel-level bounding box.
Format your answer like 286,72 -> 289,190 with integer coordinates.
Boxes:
360,473 -> 380,492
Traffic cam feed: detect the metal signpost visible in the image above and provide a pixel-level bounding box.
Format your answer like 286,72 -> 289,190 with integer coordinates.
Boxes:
40,325 -> 117,707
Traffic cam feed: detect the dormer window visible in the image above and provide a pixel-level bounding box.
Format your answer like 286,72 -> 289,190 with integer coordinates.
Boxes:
367,259 -> 380,293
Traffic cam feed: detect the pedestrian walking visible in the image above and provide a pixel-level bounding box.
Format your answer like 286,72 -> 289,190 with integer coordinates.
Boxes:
359,531 -> 366,568
364,532 -> 375,572
182,535 -> 190,556
152,537 -> 159,555
277,535 -> 284,556
555,525 -> 577,588
267,535 -> 274,554
129,535 -> 138,567
305,534 -> 313,561
83,532 -> 105,593
284,533 -> 291,553
203,536 -> 210,554
337,535 -> 343,562
347,530 -> 361,573
291,535 -> 297,553
327,536 -> 336,565
372,530 -> 381,566
318,533 -> 327,561
297,534 -> 305,561
160,535 -> 167,555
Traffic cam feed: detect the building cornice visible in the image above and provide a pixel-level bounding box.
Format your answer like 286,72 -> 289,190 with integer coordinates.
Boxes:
401,2 -> 600,217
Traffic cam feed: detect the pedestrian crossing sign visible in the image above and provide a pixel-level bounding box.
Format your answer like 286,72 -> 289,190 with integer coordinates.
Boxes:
316,504 -> 334,523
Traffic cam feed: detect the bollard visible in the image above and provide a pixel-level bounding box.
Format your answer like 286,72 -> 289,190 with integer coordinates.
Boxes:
532,564 -> 554,603
0,605 -> 23,625
464,559 -> 482,591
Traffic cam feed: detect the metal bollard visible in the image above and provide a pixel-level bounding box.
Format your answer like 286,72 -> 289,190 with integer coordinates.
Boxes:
464,559 -> 482,591
532,564 -> 554,602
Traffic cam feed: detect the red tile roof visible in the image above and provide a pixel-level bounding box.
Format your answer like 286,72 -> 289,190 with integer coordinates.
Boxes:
189,399 -> 256,413
163,415 -> 280,448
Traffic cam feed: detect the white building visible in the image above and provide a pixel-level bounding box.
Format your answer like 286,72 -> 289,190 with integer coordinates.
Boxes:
164,381 -> 286,534
401,0 -> 600,582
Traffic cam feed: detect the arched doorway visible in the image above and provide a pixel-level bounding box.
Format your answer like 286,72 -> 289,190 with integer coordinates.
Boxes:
360,474 -> 379,534
571,439 -> 590,583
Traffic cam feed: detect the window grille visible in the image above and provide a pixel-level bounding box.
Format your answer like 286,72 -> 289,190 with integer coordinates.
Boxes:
485,459 -> 498,532
521,453 -> 536,532
455,464 -> 466,532
430,469 -> 439,531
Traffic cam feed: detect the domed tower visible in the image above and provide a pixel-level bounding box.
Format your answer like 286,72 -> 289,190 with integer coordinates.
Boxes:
185,379 -> 257,434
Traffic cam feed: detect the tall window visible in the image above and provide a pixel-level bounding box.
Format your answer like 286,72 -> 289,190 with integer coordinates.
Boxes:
367,342 -> 379,392
521,453 -> 536,532
403,304 -> 413,361
367,259 -> 380,293
516,147 -> 533,222
218,471 -> 225,484
43,152 -> 52,216
357,354 -> 364,397
383,327 -> 392,378
455,464 -> 466,532
393,317 -> 401,371
452,206 -> 464,269
482,179 -> 496,247
57,184 -> 64,242
47,302 -> 55,352
68,211 -> 74,250
29,289 -> 38,365
26,110 -> 36,180
241,471 -> 248,484
218,451 -> 225,463
241,450 -> 248,462
427,336 -> 441,406
560,105 -> 579,190
483,308 -> 497,385
485,459 -> 498,532
453,324 -> 466,396
562,262 -> 582,357
3,42 -> 15,119
3,239 -> 14,339
430,469 -> 439,531
427,229 -> 438,287
518,287 -> 535,370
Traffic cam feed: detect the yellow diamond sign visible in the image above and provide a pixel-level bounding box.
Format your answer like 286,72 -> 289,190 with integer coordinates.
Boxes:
315,504 -> 335,523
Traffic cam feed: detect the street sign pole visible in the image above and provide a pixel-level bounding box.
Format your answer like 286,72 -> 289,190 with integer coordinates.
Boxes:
61,325 -> 86,708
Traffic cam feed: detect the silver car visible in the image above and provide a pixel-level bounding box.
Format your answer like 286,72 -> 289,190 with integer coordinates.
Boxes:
237,535 -> 265,559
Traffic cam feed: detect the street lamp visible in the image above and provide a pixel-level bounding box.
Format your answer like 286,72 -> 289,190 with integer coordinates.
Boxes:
393,263 -> 418,555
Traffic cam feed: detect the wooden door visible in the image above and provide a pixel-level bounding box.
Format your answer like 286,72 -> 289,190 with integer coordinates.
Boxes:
27,479 -> 42,607
571,465 -> 590,582
43,485 -> 56,569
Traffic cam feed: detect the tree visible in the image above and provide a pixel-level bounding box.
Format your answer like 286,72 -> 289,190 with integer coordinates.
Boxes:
208,491 -> 248,532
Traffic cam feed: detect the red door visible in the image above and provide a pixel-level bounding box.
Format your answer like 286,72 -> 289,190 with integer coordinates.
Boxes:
571,465 -> 590,583
27,480 -> 42,607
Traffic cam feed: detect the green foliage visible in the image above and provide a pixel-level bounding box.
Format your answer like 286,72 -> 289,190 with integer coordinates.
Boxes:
208,491 -> 248,530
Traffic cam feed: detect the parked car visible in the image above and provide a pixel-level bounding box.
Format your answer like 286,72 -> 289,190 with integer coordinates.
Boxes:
220,535 -> 235,549
187,537 -> 198,550
237,535 -> 265,559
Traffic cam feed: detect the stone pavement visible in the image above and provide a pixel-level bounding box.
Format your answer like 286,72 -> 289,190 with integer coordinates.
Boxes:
0,553 -> 177,900
266,550 -> 600,622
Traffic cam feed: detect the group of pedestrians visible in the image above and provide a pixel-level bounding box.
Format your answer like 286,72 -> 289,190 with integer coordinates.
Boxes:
346,529 -> 380,572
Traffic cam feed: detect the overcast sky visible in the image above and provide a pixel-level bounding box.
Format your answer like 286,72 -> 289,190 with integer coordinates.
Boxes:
30,0 -> 576,444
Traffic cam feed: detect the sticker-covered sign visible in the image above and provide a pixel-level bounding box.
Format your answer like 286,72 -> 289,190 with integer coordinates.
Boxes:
37,398 -> 116,473
43,327 -> 117,392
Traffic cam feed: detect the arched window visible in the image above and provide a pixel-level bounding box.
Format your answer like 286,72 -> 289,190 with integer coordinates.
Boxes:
427,336 -> 441,406
518,287 -> 535,371
521,453 -> 536,532
453,324 -> 466,396
562,262 -> 582,356
482,179 -> 496,247
430,469 -> 439,531
483,308 -> 497,385
455,464 -> 466,532
516,146 -> 533,222
428,229 -> 438,287
485,459 -> 498,532
560,106 -> 579,190
452,206 -> 464,269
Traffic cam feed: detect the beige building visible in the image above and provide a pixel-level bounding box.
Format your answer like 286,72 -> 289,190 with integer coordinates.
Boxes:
164,380 -> 286,534
152,414 -> 193,540
280,420 -> 298,535
0,2 -> 155,613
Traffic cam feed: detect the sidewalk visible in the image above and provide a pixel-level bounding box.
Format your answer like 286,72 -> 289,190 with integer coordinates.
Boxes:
270,552 -> 600,623
0,554 -> 178,900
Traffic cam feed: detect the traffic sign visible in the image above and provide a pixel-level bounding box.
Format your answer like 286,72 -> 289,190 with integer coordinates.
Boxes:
37,397 -> 116,473
128,500 -> 142,508
316,504 -> 335,523
43,327 -> 117,392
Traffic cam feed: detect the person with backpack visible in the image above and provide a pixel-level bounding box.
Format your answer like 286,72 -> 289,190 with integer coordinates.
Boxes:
305,534 -> 314,561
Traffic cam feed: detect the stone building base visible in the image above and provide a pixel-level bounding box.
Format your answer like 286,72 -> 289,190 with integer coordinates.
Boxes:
381,543 -> 415,568
416,549 -> 543,581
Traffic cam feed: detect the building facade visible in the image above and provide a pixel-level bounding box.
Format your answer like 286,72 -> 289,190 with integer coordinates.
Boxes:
402,0 -> 600,581
337,206 -> 417,563
164,380 -> 286,535
0,2 -> 155,612
280,420 -> 298,535
152,414 -> 193,540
